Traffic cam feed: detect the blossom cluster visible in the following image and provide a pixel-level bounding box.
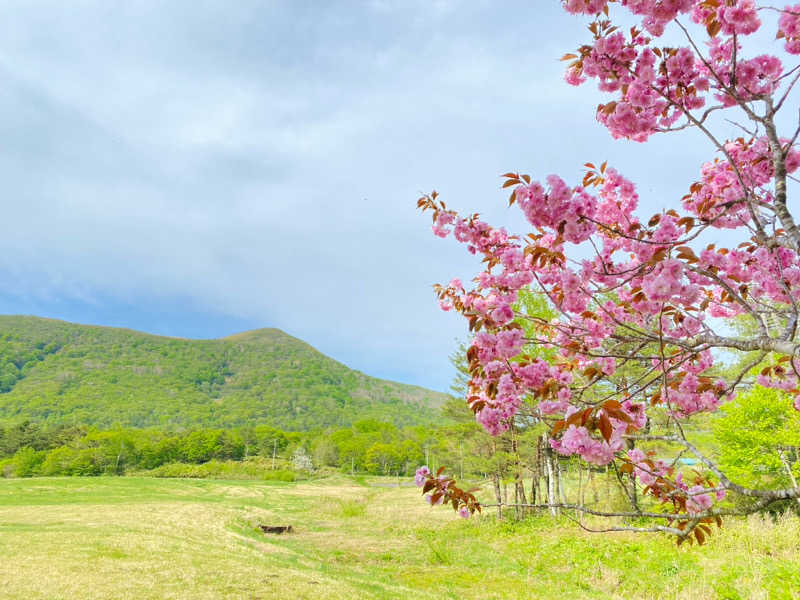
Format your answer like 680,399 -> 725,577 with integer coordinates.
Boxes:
561,1 -> 800,141
779,5 -> 800,54
428,136 -> 800,446
420,0 -> 800,522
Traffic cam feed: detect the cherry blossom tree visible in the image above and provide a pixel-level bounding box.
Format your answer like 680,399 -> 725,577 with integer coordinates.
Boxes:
415,0 -> 800,544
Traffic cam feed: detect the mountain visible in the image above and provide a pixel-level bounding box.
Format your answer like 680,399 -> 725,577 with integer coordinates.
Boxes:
0,316 -> 449,429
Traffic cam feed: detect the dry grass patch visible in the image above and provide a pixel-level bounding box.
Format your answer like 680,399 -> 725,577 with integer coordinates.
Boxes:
1,477 -> 799,599
0,483 -> 367,599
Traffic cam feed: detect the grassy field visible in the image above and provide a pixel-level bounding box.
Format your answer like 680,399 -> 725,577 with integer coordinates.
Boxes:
0,476 -> 798,599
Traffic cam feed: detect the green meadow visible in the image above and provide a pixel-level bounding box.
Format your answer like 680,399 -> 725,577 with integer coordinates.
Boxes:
0,476 -> 798,599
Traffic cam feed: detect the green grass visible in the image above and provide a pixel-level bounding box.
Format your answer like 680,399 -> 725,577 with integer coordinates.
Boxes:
0,476 -> 798,599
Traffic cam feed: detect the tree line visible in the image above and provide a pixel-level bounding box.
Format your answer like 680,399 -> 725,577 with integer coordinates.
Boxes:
0,418 -> 438,478
2,356 -> 797,522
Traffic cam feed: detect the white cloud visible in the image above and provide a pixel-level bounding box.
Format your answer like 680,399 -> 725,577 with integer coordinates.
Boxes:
0,1 -> 742,390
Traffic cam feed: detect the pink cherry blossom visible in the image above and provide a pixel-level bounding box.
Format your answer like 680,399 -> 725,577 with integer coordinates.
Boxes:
779,5 -> 800,54
415,466 -> 430,487
718,0 -> 760,36
686,485 -> 714,514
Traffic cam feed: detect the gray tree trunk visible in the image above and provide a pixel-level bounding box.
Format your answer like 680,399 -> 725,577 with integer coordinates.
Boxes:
545,446 -> 557,516
778,449 -> 800,508
492,473 -> 503,519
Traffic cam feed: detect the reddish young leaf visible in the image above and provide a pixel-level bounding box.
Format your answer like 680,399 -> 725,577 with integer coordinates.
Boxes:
598,412 -> 613,443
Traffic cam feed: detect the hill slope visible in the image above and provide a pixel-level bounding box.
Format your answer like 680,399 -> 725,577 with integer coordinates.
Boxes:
0,316 -> 448,429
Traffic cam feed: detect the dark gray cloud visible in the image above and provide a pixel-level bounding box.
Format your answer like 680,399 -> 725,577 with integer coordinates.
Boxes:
0,1 -> 752,390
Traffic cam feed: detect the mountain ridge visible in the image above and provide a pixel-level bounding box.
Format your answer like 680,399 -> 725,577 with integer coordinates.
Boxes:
0,315 -> 448,430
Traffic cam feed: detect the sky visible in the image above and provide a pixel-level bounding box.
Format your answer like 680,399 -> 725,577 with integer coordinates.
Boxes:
0,0 -> 774,392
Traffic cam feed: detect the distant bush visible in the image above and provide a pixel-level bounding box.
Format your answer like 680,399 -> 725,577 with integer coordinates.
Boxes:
263,469 -> 296,482
40,446 -> 82,476
143,459 -> 295,481
1,446 -> 45,477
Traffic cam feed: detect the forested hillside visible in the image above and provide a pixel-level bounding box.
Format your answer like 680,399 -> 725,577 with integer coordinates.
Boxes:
0,316 -> 448,429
